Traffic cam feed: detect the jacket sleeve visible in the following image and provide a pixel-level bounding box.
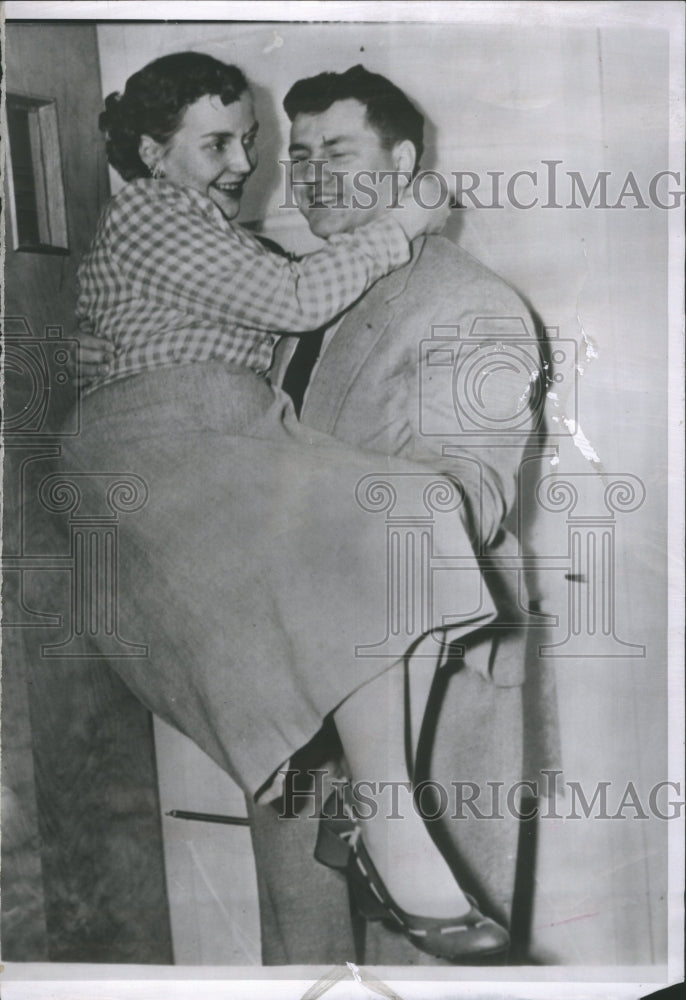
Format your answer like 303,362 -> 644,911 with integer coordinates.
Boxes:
405,273 -> 542,549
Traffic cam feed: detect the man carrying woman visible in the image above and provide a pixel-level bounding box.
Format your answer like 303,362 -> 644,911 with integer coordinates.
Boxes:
71,52 -> 541,963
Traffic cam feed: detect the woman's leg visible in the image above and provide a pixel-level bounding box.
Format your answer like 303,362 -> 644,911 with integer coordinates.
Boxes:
333,656 -> 472,918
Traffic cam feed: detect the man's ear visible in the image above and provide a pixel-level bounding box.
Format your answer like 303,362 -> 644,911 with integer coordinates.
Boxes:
139,134 -> 166,173
391,139 -> 417,186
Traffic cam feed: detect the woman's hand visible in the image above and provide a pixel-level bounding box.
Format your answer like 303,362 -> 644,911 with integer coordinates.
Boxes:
395,173 -> 452,240
70,322 -> 114,386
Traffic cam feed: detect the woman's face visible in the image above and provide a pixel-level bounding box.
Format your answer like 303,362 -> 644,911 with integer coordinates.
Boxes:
152,91 -> 258,219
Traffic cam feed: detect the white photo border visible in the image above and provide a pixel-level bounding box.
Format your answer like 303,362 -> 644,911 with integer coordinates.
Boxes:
2,3 -> 684,999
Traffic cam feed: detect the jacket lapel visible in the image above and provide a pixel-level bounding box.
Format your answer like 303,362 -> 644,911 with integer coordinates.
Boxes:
302,237 -> 426,433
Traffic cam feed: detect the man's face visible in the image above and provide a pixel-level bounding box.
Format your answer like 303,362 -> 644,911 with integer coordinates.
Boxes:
288,98 -> 406,238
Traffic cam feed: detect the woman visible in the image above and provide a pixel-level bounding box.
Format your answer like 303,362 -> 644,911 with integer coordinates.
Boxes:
65,51 -> 508,960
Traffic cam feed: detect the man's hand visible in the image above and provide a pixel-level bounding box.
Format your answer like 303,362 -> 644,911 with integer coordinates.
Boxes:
71,322 -> 114,387
395,173 -> 452,240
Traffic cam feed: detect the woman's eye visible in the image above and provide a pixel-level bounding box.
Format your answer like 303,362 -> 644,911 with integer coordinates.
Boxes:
211,141 -> 226,153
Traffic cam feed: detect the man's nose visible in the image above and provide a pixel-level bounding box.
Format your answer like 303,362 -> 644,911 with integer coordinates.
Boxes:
297,158 -> 335,186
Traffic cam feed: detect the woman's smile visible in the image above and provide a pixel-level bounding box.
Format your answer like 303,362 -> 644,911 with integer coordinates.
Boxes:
157,93 -> 258,219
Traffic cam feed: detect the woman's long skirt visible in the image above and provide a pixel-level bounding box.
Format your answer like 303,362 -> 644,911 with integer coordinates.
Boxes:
43,362 -> 495,795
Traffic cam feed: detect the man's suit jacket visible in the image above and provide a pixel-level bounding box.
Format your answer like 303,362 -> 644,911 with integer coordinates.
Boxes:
273,233 -> 540,688
249,234 -> 556,966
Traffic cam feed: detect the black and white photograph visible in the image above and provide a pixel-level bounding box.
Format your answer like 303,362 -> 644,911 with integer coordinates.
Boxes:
1,2 -> 684,998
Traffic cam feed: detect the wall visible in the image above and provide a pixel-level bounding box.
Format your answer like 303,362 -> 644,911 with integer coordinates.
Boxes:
86,16 -> 672,967
3,23 -> 172,963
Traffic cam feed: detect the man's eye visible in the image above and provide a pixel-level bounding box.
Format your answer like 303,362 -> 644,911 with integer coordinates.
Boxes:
244,133 -> 257,147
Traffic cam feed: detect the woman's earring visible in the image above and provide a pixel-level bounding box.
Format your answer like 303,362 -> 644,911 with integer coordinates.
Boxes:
151,161 -> 165,180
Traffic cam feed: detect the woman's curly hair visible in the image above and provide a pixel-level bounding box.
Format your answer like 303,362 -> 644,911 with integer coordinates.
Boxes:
99,52 -> 249,180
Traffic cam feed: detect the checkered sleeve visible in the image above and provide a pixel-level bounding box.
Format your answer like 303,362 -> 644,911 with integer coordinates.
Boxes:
106,181 -> 411,335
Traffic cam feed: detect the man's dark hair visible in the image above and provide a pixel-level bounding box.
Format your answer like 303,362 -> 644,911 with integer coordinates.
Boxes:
99,52 -> 249,181
283,64 -> 424,169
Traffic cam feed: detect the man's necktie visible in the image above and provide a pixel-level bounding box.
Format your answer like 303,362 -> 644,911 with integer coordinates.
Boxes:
282,325 -> 327,416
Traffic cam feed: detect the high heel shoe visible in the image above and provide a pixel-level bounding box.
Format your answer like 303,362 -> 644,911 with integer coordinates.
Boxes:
315,786 -> 510,962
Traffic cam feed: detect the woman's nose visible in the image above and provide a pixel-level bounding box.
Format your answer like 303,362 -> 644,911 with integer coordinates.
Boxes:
227,142 -> 254,175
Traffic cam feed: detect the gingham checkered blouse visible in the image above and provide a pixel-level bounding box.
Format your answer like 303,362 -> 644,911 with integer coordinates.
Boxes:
77,179 -> 411,391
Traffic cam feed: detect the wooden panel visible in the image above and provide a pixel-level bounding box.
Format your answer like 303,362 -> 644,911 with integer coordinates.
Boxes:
0,624 -> 49,960
2,23 -> 172,964
26,647 -> 173,963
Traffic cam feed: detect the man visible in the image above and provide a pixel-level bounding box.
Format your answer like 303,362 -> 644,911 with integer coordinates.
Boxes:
77,65 -> 548,966
248,66 -> 544,966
